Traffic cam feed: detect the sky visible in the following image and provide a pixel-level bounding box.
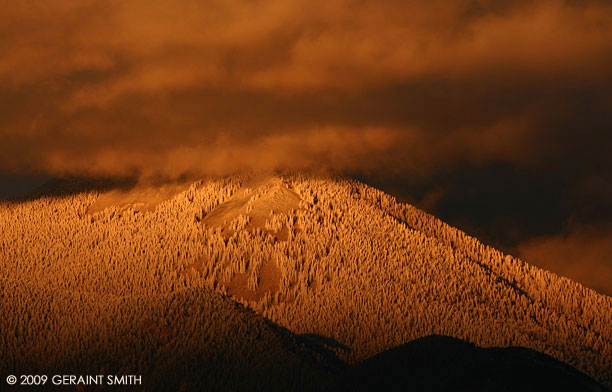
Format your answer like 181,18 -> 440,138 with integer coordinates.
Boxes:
1,0 -> 611,294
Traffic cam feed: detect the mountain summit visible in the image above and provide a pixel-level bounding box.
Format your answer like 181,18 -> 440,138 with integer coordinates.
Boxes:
1,173 -> 610,390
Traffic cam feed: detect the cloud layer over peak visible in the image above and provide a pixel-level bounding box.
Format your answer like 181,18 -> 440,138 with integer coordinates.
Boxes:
1,0 -> 611,181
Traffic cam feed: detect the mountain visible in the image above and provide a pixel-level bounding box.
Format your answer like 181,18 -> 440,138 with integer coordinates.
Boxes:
332,335 -> 607,392
1,172 -> 611,390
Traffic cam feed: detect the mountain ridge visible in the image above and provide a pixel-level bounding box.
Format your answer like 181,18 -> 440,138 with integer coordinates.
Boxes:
1,172 -> 611,389
332,334 -> 608,392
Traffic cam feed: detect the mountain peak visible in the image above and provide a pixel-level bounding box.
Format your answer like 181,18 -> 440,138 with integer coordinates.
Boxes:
1,172 -> 611,390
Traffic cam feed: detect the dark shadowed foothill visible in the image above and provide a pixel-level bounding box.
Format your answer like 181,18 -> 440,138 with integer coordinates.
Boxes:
332,335 -> 608,392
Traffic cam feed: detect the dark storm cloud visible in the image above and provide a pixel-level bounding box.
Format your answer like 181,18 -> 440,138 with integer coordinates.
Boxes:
1,0 -> 611,179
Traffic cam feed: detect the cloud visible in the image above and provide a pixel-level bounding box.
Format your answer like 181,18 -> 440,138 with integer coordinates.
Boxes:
0,0 -> 611,179
516,225 -> 612,296
37,126 -> 401,179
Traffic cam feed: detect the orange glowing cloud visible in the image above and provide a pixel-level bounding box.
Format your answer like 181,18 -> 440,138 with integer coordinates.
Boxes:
517,225 -> 612,296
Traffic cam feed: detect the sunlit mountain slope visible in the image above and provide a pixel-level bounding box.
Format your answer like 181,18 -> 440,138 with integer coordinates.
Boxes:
1,172 -> 611,389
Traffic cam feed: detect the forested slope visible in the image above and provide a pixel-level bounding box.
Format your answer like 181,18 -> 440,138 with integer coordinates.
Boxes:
1,172 -> 611,389
2,282 -> 342,391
